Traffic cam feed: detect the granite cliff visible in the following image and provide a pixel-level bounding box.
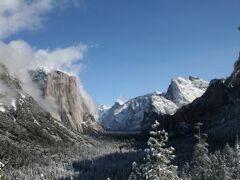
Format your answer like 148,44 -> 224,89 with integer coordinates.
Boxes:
30,68 -> 102,133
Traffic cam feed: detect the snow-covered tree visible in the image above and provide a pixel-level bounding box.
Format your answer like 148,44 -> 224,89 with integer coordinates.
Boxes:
128,162 -> 144,180
180,163 -> 191,180
190,123 -> 211,180
129,120 -> 181,180
209,150 -> 230,180
220,136 -> 240,179
231,136 -> 240,179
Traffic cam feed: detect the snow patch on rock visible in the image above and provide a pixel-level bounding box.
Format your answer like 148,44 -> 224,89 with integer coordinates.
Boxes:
151,95 -> 178,115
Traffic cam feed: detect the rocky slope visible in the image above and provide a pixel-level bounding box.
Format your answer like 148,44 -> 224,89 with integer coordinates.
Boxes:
146,53 -> 240,143
0,64 -> 85,147
30,68 -> 102,133
99,76 -> 209,131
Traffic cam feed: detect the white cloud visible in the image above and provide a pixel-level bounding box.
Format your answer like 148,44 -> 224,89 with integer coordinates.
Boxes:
0,40 -> 87,77
0,0 -> 85,39
34,44 -> 87,72
0,0 -> 54,39
0,1 -> 98,117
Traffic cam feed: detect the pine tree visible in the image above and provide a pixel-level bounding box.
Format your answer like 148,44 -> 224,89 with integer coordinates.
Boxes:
180,163 -> 191,180
190,123 -> 211,180
231,135 -> 240,179
128,162 -> 144,180
129,120 -> 181,180
223,143 -> 234,164
209,150 -> 230,180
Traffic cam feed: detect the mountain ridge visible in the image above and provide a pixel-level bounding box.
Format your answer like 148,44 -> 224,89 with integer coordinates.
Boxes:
99,76 -> 209,131
143,53 -> 240,143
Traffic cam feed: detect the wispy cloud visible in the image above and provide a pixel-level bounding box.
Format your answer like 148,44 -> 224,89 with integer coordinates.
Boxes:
0,0 -> 54,39
0,0 -> 85,39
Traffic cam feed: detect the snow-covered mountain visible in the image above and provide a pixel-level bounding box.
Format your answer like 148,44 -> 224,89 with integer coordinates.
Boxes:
149,53 -> 240,142
165,76 -> 209,106
0,64 -> 85,146
99,76 -> 209,131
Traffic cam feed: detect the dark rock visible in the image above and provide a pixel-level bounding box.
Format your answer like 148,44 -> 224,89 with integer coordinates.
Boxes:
142,53 -> 240,143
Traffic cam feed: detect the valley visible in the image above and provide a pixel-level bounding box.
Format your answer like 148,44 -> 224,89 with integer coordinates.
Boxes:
0,1 -> 238,180
1,53 -> 240,179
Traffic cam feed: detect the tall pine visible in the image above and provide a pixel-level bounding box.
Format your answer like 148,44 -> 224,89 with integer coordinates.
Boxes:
129,120 -> 181,180
190,123 -> 211,180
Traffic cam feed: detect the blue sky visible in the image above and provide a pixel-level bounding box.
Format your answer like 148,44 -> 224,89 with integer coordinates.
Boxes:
7,0 -> 240,106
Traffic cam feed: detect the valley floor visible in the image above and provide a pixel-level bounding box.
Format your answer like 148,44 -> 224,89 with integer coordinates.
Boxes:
1,134 -> 146,180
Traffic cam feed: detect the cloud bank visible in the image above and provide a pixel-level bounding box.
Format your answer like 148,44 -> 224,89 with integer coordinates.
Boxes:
0,40 -> 87,76
0,40 -> 97,116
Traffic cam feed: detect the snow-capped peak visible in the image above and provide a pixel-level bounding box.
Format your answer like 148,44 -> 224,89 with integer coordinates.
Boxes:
99,76 -> 209,131
116,98 -> 125,106
99,105 -> 111,111
165,76 -> 209,106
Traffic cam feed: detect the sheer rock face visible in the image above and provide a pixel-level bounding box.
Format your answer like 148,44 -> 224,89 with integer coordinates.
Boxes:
30,69 -> 102,133
226,53 -> 240,88
44,71 -> 84,132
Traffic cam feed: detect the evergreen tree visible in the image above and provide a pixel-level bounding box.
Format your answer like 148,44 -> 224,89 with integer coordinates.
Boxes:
221,136 -> 240,179
231,135 -> 240,179
180,163 -> 191,180
209,150 -> 230,180
129,120 -> 181,180
190,123 -> 211,180
223,143 -> 234,163
128,162 -> 144,180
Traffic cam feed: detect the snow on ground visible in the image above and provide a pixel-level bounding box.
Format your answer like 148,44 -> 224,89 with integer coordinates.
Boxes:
0,106 -> 5,113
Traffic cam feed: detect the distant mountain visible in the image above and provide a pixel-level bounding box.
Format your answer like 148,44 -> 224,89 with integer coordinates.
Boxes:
165,76 -> 209,106
146,53 -> 240,143
99,76 -> 209,131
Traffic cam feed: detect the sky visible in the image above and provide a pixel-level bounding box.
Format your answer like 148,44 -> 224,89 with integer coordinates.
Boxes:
2,0 -> 240,106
